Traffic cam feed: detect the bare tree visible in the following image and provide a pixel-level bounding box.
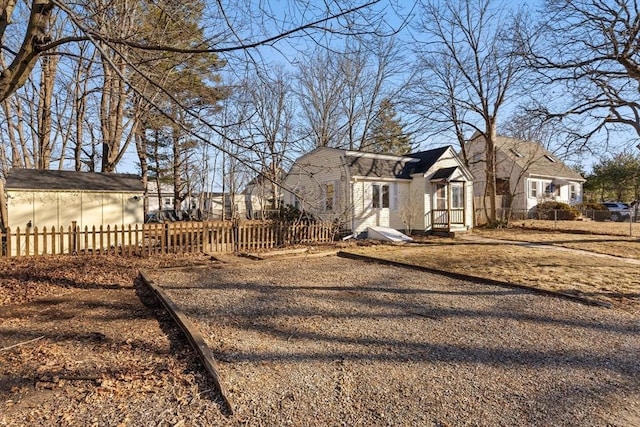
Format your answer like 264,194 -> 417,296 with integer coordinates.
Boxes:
296,50 -> 348,149
524,0 -> 640,149
243,66 -> 294,212
1,0 -> 393,184
411,0 -> 528,224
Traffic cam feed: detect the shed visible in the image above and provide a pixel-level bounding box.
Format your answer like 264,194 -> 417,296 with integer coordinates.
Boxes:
4,169 -> 145,230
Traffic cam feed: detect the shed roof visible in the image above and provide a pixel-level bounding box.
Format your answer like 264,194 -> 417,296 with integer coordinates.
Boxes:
6,169 -> 144,192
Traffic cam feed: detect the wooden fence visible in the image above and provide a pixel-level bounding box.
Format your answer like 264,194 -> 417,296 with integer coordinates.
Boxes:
0,220 -> 335,257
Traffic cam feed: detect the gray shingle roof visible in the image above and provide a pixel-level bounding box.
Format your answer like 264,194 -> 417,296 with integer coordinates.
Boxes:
345,155 -> 411,179
493,136 -> 585,181
6,169 -> 144,192
403,146 -> 451,176
345,146 -> 453,179
430,166 -> 459,181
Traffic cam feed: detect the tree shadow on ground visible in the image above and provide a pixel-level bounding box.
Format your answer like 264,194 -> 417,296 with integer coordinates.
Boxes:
133,276 -> 232,416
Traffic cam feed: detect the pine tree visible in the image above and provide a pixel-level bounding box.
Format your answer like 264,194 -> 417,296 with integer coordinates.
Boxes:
364,98 -> 412,155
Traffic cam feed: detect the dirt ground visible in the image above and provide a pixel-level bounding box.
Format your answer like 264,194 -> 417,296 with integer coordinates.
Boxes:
0,255 -> 227,426
0,229 -> 639,426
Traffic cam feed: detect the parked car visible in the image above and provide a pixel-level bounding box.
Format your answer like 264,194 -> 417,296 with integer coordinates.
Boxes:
602,202 -> 634,222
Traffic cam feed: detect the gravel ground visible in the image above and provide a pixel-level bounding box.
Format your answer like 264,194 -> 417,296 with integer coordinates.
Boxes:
146,255 -> 640,427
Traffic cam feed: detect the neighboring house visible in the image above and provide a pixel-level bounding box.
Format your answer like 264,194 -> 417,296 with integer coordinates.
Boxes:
146,181 -> 198,212
244,168 -> 285,218
4,169 -> 144,230
282,146 -> 474,235
200,192 -> 258,220
465,134 -> 585,215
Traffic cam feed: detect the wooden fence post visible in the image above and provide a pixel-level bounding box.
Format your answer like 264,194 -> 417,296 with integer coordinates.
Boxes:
71,221 -> 78,255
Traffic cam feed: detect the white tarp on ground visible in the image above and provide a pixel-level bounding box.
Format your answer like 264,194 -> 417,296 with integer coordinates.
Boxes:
366,226 -> 413,243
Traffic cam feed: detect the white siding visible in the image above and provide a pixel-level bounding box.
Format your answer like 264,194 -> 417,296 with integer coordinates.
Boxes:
283,148 -> 350,224
420,147 -> 474,231
7,190 -> 144,230
351,180 -> 410,234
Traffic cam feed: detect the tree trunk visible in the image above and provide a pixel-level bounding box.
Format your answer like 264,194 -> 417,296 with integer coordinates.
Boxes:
36,51 -> 58,169
99,53 -> 127,172
0,0 -> 55,102
485,122 -> 498,224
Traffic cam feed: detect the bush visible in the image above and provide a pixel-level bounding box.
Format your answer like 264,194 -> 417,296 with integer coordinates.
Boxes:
575,202 -> 606,211
535,201 -> 580,220
574,202 -> 608,221
269,204 -> 316,222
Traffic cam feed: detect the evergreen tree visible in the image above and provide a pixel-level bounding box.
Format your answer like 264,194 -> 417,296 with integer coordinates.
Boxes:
364,98 -> 412,155
585,152 -> 640,202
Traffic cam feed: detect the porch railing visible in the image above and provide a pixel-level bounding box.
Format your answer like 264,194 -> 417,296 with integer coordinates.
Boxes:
431,209 -> 465,229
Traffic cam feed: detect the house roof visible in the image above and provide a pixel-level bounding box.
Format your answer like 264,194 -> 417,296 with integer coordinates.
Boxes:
403,146 -> 451,177
6,169 -> 144,192
476,135 -> 585,181
430,166 -> 459,181
345,154 -> 413,179
345,146 -> 453,179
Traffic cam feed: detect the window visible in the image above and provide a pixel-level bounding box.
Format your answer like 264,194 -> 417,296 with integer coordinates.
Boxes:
372,184 -> 390,209
164,198 -> 172,206
451,183 -> 464,209
381,185 -> 390,208
435,184 -> 447,209
528,180 -> 537,198
496,178 -> 510,196
325,183 -> 334,211
544,183 -> 560,197
570,184 -> 577,200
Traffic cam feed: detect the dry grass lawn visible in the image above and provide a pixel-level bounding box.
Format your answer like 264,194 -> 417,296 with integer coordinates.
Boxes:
474,226 -> 640,260
510,218 -> 640,238
344,228 -> 639,311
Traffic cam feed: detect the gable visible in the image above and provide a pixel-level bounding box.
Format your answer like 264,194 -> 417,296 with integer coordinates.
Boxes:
469,135 -> 584,181
402,146 -> 451,176
6,169 -> 144,192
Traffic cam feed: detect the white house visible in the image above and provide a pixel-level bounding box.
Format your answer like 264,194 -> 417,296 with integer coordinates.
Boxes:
4,169 -> 145,230
282,146 -> 474,235
146,181 -> 199,212
199,192 -> 259,220
243,168 -> 285,219
465,134 -> 585,216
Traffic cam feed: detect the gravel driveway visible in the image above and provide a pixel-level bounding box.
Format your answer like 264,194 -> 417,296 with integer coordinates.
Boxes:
148,255 -> 640,427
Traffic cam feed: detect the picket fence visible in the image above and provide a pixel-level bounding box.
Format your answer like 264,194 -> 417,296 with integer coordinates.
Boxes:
0,220 -> 335,257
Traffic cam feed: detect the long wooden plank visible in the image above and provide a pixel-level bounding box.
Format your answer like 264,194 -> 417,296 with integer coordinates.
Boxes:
138,270 -> 234,415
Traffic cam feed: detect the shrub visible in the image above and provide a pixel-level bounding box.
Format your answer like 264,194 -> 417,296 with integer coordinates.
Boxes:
575,202 -> 606,211
574,202 -> 608,221
269,204 -> 316,222
535,201 -> 580,220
